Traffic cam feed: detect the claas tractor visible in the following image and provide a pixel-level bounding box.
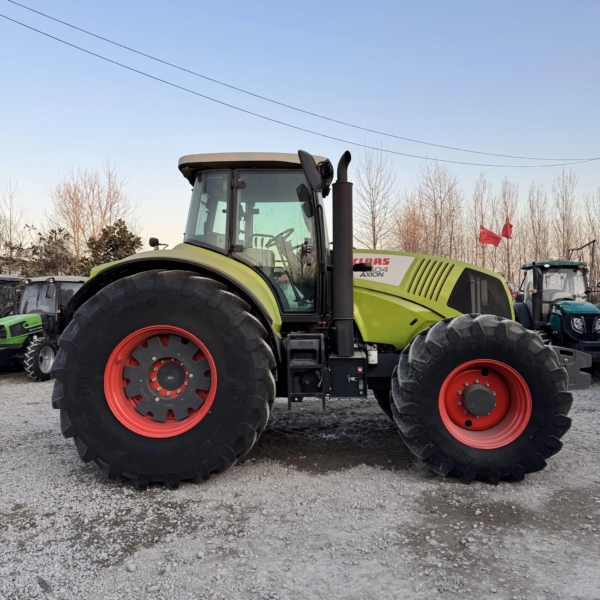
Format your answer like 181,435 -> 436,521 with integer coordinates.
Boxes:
514,259 -> 600,365
52,151 -> 589,489
0,276 -> 86,380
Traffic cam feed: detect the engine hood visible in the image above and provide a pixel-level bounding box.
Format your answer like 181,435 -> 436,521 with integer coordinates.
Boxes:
553,300 -> 600,315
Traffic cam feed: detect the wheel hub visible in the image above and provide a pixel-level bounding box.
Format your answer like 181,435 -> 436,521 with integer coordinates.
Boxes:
463,384 -> 496,416
122,335 -> 211,422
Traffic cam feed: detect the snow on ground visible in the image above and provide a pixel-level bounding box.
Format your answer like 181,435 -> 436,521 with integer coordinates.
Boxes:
0,371 -> 599,600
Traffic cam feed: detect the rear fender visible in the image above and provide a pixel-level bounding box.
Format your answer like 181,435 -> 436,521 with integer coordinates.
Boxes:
68,256 -> 283,363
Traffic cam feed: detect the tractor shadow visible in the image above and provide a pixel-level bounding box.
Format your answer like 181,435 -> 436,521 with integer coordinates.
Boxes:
243,396 -> 425,476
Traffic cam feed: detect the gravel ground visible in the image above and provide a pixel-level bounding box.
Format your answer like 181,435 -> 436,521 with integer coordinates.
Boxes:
1,371 -> 599,600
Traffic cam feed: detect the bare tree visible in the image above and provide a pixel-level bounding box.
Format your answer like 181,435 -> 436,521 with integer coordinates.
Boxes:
0,182 -> 28,272
470,174 -> 493,268
49,161 -> 139,259
353,149 -> 398,249
394,190 -> 424,253
552,169 -> 579,260
499,177 -> 519,282
415,162 -> 464,258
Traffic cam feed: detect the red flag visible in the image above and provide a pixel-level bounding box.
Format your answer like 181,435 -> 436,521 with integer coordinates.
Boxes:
501,219 -> 513,239
479,226 -> 502,247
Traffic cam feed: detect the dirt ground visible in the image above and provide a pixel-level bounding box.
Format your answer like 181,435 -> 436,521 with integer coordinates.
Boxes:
0,371 -> 599,600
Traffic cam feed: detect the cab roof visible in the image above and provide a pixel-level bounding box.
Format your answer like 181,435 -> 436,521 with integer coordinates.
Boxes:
0,275 -> 20,282
521,260 -> 586,270
178,152 -> 329,184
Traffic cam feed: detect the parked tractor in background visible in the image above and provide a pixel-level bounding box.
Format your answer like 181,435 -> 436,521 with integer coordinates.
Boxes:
514,259 -> 600,366
53,150 -> 589,489
0,276 -> 86,380
0,275 -> 21,318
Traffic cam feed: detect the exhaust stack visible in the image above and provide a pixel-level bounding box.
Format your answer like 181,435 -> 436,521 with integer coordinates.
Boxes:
332,151 -> 354,357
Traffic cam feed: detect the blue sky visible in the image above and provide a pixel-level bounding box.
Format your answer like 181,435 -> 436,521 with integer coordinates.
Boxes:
1,0 -> 599,247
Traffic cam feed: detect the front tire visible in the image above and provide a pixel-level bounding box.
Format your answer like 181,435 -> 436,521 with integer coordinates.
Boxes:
52,270 -> 276,489
391,314 -> 572,483
23,337 -> 56,381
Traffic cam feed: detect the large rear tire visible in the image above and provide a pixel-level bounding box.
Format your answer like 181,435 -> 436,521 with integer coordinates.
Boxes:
391,314 -> 572,483
52,270 -> 276,489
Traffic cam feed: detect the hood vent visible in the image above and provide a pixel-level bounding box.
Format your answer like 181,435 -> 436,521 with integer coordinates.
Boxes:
407,258 -> 455,301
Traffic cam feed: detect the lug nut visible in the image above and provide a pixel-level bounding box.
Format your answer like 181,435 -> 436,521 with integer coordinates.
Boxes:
157,386 -> 162,391
153,367 -> 158,372
457,390 -> 463,396
177,389 -> 181,394
154,397 -> 160,402
464,382 -> 469,387
493,392 -> 496,396
474,379 -> 479,384
189,373 -> 194,379
464,410 -> 469,415
152,356 -> 157,361
166,391 -> 171,396
152,377 -> 157,382
485,382 -> 490,387
458,401 -> 463,406
161,360 -> 165,364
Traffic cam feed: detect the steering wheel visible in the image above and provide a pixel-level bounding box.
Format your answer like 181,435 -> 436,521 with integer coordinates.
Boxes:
265,228 -> 295,249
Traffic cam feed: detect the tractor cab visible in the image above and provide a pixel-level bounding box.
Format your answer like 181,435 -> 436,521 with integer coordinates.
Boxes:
0,276 -> 86,379
514,260 -> 600,363
0,275 -> 21,318
18,276 -> 85,335
180,153 -> 333,318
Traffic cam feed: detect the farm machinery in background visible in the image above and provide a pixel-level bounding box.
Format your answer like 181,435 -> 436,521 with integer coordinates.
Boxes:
514,240 -> 600,366
52,150 -> 589,489
0,276 -> 86,380
0,275 -> 21,317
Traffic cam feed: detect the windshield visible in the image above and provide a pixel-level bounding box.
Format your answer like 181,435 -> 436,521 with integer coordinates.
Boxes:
232,170 -> 317,313
19,283 -> 40,313
0,282 -> 18,316
184,171 -> 230,252
542,269 -> 587,301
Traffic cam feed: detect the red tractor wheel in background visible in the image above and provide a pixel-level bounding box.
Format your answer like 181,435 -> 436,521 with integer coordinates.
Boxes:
391,314 -> 572,483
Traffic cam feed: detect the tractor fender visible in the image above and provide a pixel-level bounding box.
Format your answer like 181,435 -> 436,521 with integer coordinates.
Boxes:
67,255 -> 283,363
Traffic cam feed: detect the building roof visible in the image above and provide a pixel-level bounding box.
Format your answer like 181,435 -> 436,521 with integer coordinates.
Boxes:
521,260 -> 587,270
178,152 -> 329,183
24,276 -> 88,283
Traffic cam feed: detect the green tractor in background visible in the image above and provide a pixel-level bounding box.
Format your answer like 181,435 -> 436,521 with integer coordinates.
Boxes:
53,151 -> 589,489
0,275 -> 21,318
0,276 -> 86,380
514,256 -> 600,366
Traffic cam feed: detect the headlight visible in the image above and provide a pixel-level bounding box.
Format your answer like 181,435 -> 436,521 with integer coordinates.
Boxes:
572,317 -> 586,333
551,306 -> 562,315
593,317 -> 600,333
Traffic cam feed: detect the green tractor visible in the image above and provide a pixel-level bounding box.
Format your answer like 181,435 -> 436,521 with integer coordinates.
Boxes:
0,275 -> 21,318
513,260 -> 600,365
0,276 -> 86,380
52,151 -> 589,489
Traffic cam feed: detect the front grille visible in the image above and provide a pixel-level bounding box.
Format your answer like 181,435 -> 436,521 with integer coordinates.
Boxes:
0,325 -> 6,340
406,258 -> 455,301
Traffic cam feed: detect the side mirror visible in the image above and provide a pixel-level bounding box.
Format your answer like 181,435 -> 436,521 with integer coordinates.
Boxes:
298,150 -> 323,193
46,283 -> 56,298
149,237 -> 159,249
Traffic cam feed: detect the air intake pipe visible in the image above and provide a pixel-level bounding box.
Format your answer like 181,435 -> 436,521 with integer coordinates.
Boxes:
332,151 -> 354,357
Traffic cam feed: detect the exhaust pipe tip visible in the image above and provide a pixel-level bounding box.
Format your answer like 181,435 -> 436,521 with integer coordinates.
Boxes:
336,151 -> 352,183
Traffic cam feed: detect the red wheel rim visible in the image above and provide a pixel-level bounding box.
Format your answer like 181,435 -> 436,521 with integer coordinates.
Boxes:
104,325 -> 217,438
438,359 -> 532,450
